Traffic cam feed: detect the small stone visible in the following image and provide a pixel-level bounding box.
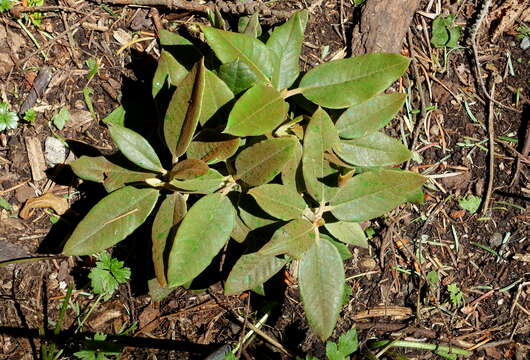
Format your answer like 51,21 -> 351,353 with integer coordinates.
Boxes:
521,36 -> 530,50
430,124 -> 440,136
488,232 -> 503,248
359,256 -> 377,271
44,137 -> 67,166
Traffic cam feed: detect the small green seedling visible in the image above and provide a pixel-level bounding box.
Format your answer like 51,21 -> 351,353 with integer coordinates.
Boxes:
23,108 -> 37,123
74,333 -> 122,360
62,11 -> 425,340
0,0 -> 14,12
86,58 -> 99,82
447,283 -> 464,307
88,253 -> 131,301
52,106 -> 71,130
458,195 -> 481,214
431,14 -> 462,48
0,102 -> 19,131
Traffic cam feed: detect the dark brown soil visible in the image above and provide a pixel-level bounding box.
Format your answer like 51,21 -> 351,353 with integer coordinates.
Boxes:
0,1 -> 529,359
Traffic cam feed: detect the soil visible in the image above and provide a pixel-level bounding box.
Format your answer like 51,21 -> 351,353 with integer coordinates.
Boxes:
0,0 -> 529,359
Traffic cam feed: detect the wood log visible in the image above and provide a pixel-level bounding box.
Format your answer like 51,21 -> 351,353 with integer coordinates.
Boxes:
351,0 -> 420,55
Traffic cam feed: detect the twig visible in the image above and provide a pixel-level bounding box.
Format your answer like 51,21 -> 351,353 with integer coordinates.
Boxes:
482,81 -> 496,215
510,122 -> 530,186
10,5 -> 89,16
470,0 -> 521,113
91,0 -> 292,18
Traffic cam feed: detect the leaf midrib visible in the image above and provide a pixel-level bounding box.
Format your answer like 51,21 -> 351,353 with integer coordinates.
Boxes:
237,139 -> 294,180
219,34 -> 269,82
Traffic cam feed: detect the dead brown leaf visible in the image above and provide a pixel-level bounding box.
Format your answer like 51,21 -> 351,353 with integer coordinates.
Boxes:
490,0 -> 526,41
20,193 -> 69,219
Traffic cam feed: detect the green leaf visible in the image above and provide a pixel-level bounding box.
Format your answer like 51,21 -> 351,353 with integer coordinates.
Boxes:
231,213 -> 251,243
330,170 -> 426,222
108,123 -> 164,173
447,283 -> 464,307
299,238 -> 345,340
88,253 -> 131,300
331,329 -> 359,357
404,187 -> 425,205
324,221 -> 368,248
431,15 -> 462,48
151,193 -> 186,286
236,136 -> 298,186
164,59 -> 205,160
23,108 -> 37,123
299,54 -> 411,109
169,169 -> 226,194
248,184 -> 307,221
86,58 -> 99,81
458,195 -> 481,214
169,159 -> 209,180
201,26 -> 272,82
335,93 -> 406,139
217,59 -> 259,95
324,235 -> 352,261
102,105 -> 125,126
52,106 -> 71,130
62,186 -> 159,255
159,29 -> 193,46
334,132 -> 411,167
167,193 -> 235,287
238,194 -> 277,230
0,102 -> 19,131
0,196 -> 11,210
258,219 -> 316,258
267,10 -> 308,90
186,129 -> 240,164
69,156 -> 156,193
302,108 -> 340,203
281,140 -> 303,192
200,69 -> 234,125
148,278 -> 177,302
152,50 -> 188,98
239,12 -> 261,37
224,253 -> 287,295
224,84 -> 288,136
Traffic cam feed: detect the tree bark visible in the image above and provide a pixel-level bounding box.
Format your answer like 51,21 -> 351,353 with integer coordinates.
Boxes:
351,0 -> 420,55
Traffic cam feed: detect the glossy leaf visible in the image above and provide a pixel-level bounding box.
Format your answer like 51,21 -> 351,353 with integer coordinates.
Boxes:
108,123 -> 164,173
236,136 -> 297,186
299,239 -> 345,340
151,193 -> 186,286
159,29 -> 193,46
299,53 -> 411,108
167,193 -> 235,287
62,186 -> 159,255
102,105 -> 125,126
302,108 -> 340,203
217,59 -> 259,95
334,132 -> 411,167
267,10 -> 308,89
225,253 -> 287,295
258,219 -> 316,258
281,140 -> 303,192
335,93 -> 407,139
330,170 -> 426,222
200,69 -> 234,125
186,130 -> 240,164
169,159 -> 209,180
248,184 -> 307,221
324,221 -> 368,248
169,169 -> 225,193
70,156 -> 156,193
238,194 -> 277,230
164,59 -> 205,160
152,50 -> 188,98
201,26 -> 272,81
224,84 -> 288,136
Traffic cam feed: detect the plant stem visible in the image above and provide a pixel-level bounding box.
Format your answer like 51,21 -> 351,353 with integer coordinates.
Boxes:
283,88 -> 304,99
77,293 -> 104,331
370,339 -> 470,356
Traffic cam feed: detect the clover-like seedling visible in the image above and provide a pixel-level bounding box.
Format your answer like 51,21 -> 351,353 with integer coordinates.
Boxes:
62,10 -> 425,340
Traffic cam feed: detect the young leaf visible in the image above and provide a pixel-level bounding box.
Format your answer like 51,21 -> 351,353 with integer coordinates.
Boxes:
152,50 -> 188,98
281,140 -> 303,192
167,193 -> 235,287
169,169 -> 225,194
248,184 -> 307,221
62,186 -> 159,255
186,129 -> 240,164
324,221 -> 368,248
70,156 -> 156,193
224,253 -> 287,295
330,170 -> 426,222
299,238 -> 345,340
169,159 -> 209,180
108,123 -> 164,173
335,93 -> 406,139
299,54 -> 411,108
334,132 -> 411,167
235,136 -> 298,186
258,219 -> 316,258
302,108 -> 340,203
217,59 -> 260,95
200,69 -> 234,125
224,84 -> 288,136
102,105 -> 126,126
52,106 -> 71,130
152,193 -> 186,286
164,58 -> 205,160
326,328 -> 358,360
267,10 -> 308,90
88,253 -> 131,300
201,26 -> 272,82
